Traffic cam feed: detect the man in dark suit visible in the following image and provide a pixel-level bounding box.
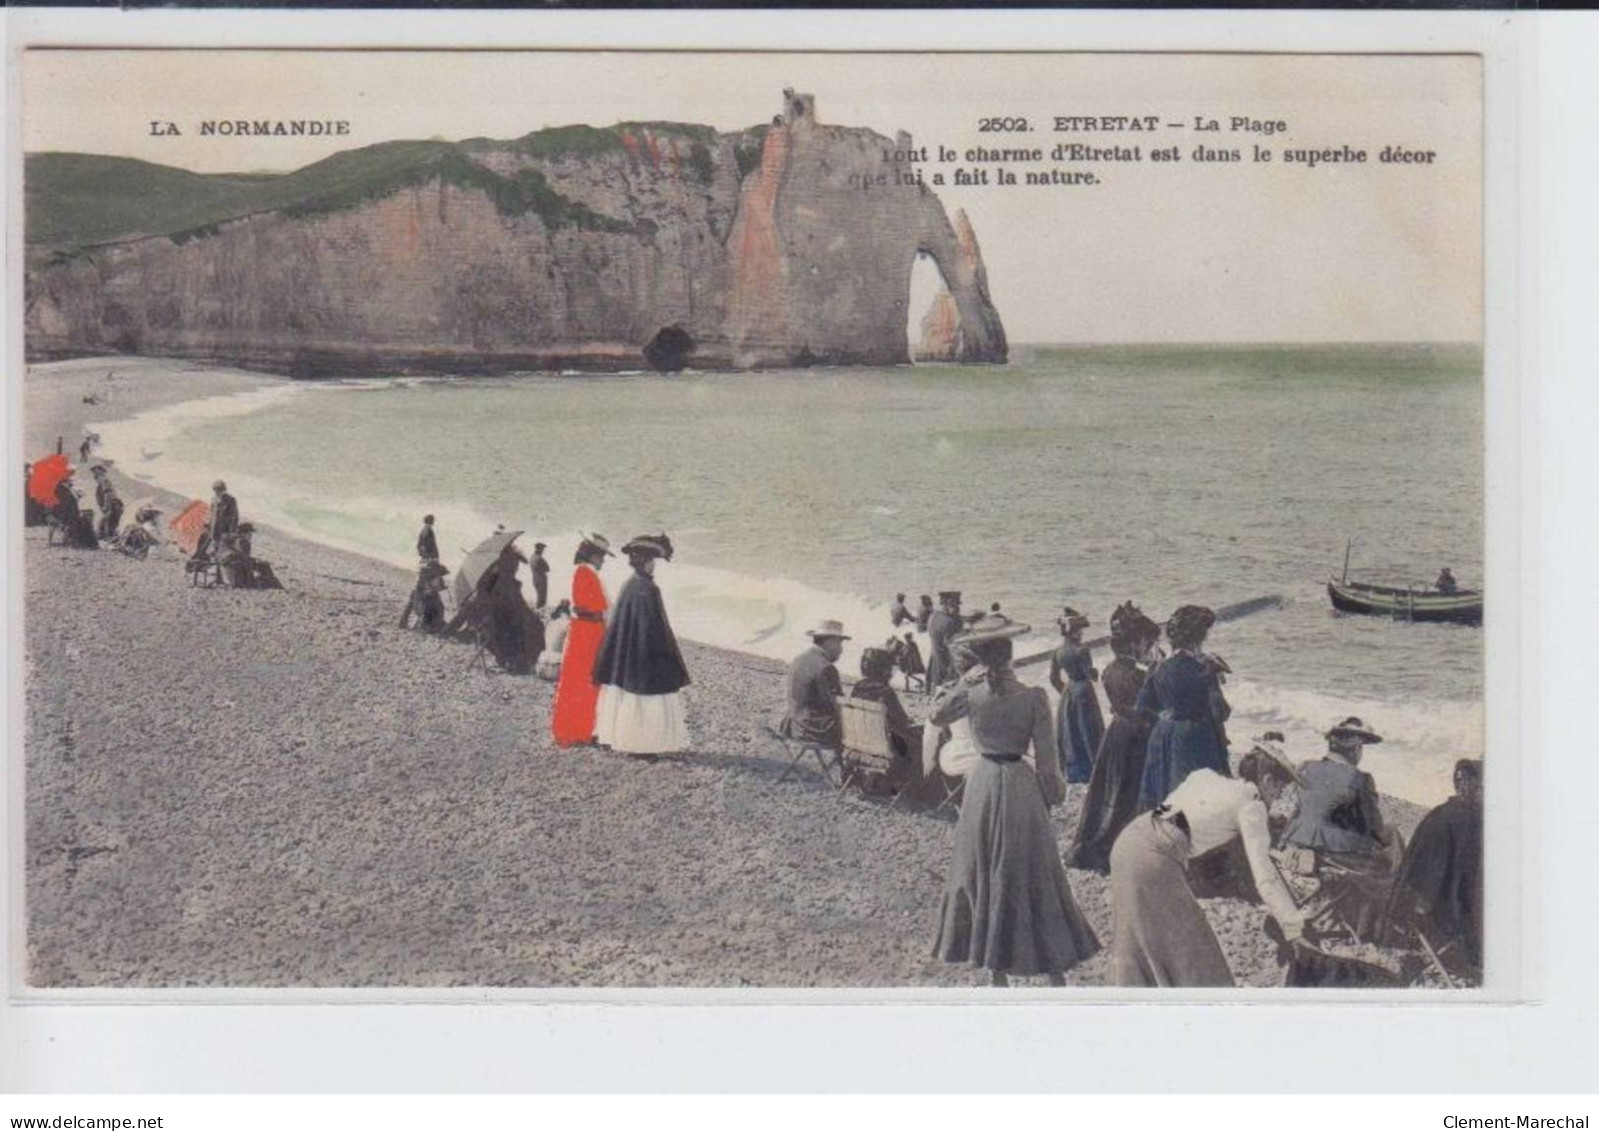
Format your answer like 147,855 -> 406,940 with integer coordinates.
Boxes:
779,619 -> 850,748
209,480 -> 239,546
417,514 -> 439,563
530,542 -> 550,609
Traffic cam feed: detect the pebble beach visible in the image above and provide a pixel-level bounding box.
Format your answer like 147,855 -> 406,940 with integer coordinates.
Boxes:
22,359 -> 1433,989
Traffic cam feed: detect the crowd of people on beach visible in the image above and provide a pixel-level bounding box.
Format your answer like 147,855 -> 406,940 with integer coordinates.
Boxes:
777,591 -> 1484,988
28,460 -> 1483,989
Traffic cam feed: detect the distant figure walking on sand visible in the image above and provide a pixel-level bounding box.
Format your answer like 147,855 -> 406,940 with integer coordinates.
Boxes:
531,542 -> 550,609
779,619 -> 850,749
90,465 -> 123,541
1137,605 -> 1232,809
593,535 -> 692,756
893,631 -> 925,690
1069,602 -> 1163,873
889,593 -> 913,628
209,480 -> 239,546
930,613 -> 1100,986
925,590 -> 963,687
417,514 -> 439,563
914,594 -> 935,633
1109,750 -> 1306,987
1050,607 -> 1104,784
552,534 -> 613,746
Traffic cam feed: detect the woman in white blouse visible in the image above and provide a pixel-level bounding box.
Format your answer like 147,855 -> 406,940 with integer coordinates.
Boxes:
1109,747 -> 1307,987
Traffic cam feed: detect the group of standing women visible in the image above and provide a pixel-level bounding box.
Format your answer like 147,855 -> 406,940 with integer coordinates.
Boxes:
930,599 -> 1299,988
551,532 -> 692,758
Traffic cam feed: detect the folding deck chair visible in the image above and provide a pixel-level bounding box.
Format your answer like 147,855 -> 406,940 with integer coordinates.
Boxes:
836,697 -> 901,805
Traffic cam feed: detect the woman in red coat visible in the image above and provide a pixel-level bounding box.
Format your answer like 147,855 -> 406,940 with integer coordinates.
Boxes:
552,534 -> 613,746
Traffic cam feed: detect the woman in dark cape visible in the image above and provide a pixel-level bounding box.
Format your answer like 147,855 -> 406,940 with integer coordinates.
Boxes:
1383,759 -> 1484,971
1137,605 -> 1232,809
592,534 -> 691,755
1068,602 -> 1162,872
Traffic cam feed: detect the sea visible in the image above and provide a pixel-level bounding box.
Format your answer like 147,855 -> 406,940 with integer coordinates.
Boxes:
93,343 -> 1485,806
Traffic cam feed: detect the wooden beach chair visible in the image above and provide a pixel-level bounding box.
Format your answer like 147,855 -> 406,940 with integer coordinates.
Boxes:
836,696 -> 898,804
772,726 -> 843,791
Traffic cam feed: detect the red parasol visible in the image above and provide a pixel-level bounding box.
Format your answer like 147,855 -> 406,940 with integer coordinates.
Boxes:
169,499 -> 212,555
28,454 -> 72,508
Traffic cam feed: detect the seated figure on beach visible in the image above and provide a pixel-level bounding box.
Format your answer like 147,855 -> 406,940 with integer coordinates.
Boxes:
400,560 -> 450,633
1136,605 -> 1232,809
217,523 -> 256,588
1282,716 -> 1403,939
889,592 -> 913,628
848,647 -> 924,787
1108,748 -> 1307,988
778,619 -> 849,750
1383,759 -> 1483,973
534,600 -> 572,681
930,613 -> 1100,986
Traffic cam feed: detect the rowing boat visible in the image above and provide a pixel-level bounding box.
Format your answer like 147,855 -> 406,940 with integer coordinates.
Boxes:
1326,577 -> 1482,625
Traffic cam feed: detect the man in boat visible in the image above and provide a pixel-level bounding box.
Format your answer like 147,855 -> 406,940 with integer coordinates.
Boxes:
778,619 -> 850,749
1282,717 -> 1403,940
925,591 -> 963,688
1382,759 -> 1483,976
1435,567 -> 1459,595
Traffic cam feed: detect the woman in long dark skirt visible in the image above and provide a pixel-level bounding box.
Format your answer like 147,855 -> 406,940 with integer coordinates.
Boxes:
1049,607 -> 1104,784
1136,604 -> 1232,810
931,614 -> 1100,986
1068,602 -> 1163,872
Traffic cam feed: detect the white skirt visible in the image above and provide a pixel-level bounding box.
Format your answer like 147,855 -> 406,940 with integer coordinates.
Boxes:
594,683 -> 689,753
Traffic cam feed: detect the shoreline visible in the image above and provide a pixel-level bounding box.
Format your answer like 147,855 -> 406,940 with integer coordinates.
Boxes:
22,356 -> 1440,988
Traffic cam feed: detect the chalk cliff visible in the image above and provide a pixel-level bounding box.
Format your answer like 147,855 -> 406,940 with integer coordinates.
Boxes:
25,91 -> 1007,375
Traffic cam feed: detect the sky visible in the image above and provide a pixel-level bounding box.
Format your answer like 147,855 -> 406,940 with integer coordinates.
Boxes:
24,50 -> 1482,345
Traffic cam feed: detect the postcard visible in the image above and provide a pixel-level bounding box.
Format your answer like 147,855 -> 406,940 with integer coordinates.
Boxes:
16,46 -> 1489,994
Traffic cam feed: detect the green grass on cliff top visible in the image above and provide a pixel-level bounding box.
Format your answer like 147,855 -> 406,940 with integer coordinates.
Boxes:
27,122 -> 728,253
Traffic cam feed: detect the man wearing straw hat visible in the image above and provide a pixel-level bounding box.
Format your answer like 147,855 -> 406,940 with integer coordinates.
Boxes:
779,619 -> 851,749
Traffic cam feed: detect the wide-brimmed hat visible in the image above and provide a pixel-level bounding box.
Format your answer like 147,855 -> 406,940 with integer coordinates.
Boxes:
236,522 -> 255,534
938,590 -> 962,602
806,618 -> 852,641
533,542 -> 546,551
1327,716 -> 1383,745
90,464 -> 108,475
622,533 -> 675,561
578,533 -> 615,556
1109,601 -> 1160,644
421,560 -> 450,576
1248,732 -> 1307,788
952,612 -> 1032,645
